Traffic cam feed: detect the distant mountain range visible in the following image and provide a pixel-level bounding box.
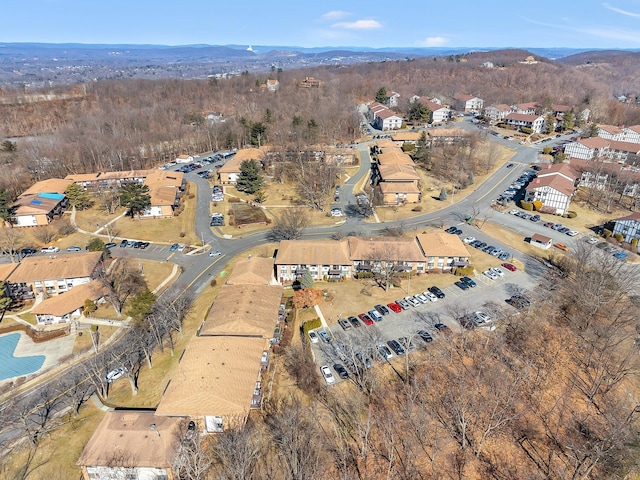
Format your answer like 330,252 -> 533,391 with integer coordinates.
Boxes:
1,42 -> 639,86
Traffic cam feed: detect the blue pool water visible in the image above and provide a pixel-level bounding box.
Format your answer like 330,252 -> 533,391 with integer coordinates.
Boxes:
0,333 -> 45,381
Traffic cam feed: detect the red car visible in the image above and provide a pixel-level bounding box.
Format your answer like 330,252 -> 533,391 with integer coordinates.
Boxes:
387,302 -> 402,313
358,313 -> 374,326
501,262 -> 517,272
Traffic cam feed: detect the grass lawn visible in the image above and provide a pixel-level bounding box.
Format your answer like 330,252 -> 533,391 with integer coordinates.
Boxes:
231,203 -> 268,226
110,182 -> 199,245
480,221 -> 563,261
73,204 -> 125,234
0,403 -> 107,480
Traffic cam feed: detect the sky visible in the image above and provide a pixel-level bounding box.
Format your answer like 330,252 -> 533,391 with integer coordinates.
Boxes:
3,0 -> 640,49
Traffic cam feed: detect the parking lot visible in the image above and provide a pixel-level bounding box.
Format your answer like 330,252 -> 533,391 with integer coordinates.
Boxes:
310,266 -> 536,385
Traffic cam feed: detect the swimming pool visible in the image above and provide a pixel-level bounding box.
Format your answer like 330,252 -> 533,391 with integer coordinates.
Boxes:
0,333 -> 46,381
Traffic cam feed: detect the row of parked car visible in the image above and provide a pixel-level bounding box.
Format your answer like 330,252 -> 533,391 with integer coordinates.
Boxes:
464,236 -> 513,261
119,239 -> 150,249
212,185 -> 224,202
498,170 -> 537,203
509,209 -> 580,235
210,212 -> 225,226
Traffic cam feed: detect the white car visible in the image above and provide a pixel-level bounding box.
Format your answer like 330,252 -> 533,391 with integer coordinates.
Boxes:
330,208 -> 344,217
586,237 -> 599,245
405,296 -> 421,307
509,209 -> 520,215
424,291 -> 438,302
483,270 -> 498,280
414,293 -> 429,304
490,267 -> 505,277
105,367 -> 128,383
462,236 -> 476,244
177,244 -> 186,252
308,330 -> 319,344
209,250 -> 222,257
41,246 -> 60,253
320,365 -> 335,385
566,230 -> 579,237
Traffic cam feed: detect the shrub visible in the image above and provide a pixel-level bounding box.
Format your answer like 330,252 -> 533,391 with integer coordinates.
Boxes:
210,278 -> 217,287
567,211 -> 577,218
521,126 -> 533,134
532,200 -> 543,211
179,231 -> 186,237
56,218 -> 76,236
631,238 -> 638,251
520,200 -> 534,211
228,196 -> 241,203
412,205 -> 423,212
614,233 -> 624,242
302,318 -> 322,336
603,228 -> 612,238
453,265 -> 475,276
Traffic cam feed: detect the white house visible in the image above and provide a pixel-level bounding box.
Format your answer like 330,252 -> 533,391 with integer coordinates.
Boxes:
454,94 -> 484,112
531,233 -> 553,250
525,164 -> 578,215
597,125 -> 625,141
374,109 -> 403,130
175,154 -> 193,164
512,102 -> 538,115
622,125 -> 640,144
483,104 -> 512,122
386,91 -> 401,107
504,113 -> 545,133
612,212 -> 640,243
564,137 -> 611,160
31,280 -> 106,325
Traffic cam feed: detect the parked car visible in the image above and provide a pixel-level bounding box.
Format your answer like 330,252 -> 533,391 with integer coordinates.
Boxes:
460,276 -> 476,288
416,330 -> 433,343
368,309 -> 384,322
387,302 -> 402,313
462,236 -> 476,244
455,280 -> 470,290
20,247 -> 37,256
104,242 -> 117,249
374,304 -> 390,316
169,243 -> 179,251
119,239 -> 128,248
320,365 -> 336,385
414,293 -> 429,303
41,246 -> 60,253
483,269 -> 499,280
66,246 -> 82,252
405,296 -> 421,307
105,367 -> 127,383
308,330 -> 319,343
330,208 -> 344,217
501,262 -> 517,272
338,319 -> 352,330
554,242 -> 570,252
396,299 -> 411,310
490,267 -> 505,277
317,329 -> 331,343
429,286 -> 446,299
333,363 -> 349,379
387,339 -> 405,356
355,353 -> 373,369
377,344 -> 394,360
358,313 -> 374,326
348,316 -> 362,328
434,323 -> 451,334
177,244 -> 186,252
424,291 -> 438,302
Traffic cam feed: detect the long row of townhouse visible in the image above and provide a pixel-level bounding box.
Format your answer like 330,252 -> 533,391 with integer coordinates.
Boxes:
8,169 -> 185,227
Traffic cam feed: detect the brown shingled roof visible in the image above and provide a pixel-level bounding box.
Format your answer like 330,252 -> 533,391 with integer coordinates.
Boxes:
8,251 -> 103,283
200,284 -> 282,337
21,178 -> 73,196
416,232 -> 470,258
32,280 -> 106,316
155,336 -> 267,418
143,170 -> 184,207
526,175 -> 576,197
226,257 -> 275,285
77,411 -> 183,468
276,239 -> 351,266
378,164 -> 420,181
348,236 -> 425,262
379,182 -> 421,194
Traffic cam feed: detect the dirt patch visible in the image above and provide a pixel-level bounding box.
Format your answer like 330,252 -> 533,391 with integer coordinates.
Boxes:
231,203 -> 268,226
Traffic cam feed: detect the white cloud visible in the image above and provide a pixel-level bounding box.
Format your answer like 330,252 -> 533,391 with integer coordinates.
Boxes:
321,10 -> 351,21
420,36 -> 448,47
603,2 -> 640,17
332,19 -> 382,30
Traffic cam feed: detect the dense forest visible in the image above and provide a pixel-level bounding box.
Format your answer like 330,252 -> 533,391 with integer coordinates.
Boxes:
2,49 -> 640,198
